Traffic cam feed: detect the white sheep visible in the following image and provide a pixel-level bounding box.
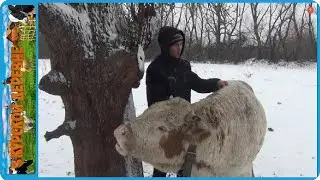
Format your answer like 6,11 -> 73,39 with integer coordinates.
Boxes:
114,80 -> 267,177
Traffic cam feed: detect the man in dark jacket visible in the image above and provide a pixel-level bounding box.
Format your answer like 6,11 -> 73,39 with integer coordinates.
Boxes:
146,26 -> 228,177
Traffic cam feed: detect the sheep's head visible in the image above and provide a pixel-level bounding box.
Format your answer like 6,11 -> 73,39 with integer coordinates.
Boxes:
114,97 -> 211,172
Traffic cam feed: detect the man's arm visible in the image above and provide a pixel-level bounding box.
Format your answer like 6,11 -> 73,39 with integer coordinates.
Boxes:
146,65 -> 169,107
184,62 -> 221,93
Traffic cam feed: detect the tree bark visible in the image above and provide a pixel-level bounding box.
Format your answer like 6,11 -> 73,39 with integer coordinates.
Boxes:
39,3 -> 146,177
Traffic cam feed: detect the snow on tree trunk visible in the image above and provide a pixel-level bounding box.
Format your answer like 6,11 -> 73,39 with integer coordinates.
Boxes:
123,92 -> 143,177
38,3 -> 153,177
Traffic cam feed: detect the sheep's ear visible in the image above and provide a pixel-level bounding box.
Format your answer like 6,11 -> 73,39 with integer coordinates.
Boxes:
183,110 -> 201,124
183,112 -> 211,144
181,110 -> 197,133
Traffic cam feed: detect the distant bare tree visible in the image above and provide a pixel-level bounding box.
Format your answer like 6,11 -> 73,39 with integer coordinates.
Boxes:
136,3 -> 316,63
274,4 -> 293,60
307,3 -> 317,59
250,3 -> 269,59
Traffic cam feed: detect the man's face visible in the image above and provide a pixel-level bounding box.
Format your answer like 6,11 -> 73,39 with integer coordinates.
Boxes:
169,41 -> 183,58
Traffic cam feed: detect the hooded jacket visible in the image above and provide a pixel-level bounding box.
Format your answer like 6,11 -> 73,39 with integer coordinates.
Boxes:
146,26 -> 221,107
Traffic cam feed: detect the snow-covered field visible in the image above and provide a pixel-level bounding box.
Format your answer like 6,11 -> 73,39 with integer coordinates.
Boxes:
38,59 -> 317,177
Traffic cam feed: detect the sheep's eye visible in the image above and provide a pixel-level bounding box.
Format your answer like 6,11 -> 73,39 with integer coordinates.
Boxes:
158,126 -> 167,132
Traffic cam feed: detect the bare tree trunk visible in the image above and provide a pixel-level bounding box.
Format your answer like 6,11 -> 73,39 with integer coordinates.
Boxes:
175,4 -> 183,28
237,3 -> 246,61
292,3 -> 306,62
215,4 -> 222,47
198,4 -> 205,47
39,3 -> 149,177
214,3 -> 222,60
307,6 -> 316,60
189,3 -> 198,42
250,3 -> 269,59
276,3 -> 293,61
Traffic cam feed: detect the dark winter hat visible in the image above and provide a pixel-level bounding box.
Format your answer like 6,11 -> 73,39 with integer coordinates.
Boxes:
169,33 -> 183,46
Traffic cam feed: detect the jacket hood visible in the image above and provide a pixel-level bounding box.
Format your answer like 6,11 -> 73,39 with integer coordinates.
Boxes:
157,26 -> 185,58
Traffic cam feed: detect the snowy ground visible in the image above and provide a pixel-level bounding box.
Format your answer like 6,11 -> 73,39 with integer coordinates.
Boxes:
38,59 -> 317,177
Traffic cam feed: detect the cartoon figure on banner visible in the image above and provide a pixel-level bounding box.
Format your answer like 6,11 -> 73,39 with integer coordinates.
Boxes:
6,5 -> 37,47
